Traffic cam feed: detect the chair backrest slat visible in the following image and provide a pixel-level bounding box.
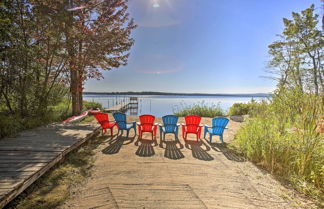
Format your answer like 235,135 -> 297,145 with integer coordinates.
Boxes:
139,114 -> 155,125
94,113 -> 109,124
185,115 -> 201,126
211,117 -> 229,135
113,112 -> 127,129
162,115 -> 178,133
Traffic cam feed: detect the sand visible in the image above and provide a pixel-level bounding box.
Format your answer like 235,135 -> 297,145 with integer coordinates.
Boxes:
60,115 -> 313,209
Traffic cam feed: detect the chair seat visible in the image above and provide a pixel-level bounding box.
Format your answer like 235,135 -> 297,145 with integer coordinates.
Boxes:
141,125 -> 155,132
126,124 -> 134,129
101,121 -> 116,129
206,127 -> 224,135
161,127 -> 176,133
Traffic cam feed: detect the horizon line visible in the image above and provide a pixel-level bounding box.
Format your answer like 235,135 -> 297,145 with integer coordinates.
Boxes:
83,91 -> 272,96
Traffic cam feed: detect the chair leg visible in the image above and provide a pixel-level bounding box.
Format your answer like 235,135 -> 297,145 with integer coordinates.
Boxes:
204,127 -> 207,139
196,133 -> 199,141
210,133 -> 213,143
220,135 -> 224,143
126,130 -> 129,138
110,128 -> 113,136
159,127 -> 162,140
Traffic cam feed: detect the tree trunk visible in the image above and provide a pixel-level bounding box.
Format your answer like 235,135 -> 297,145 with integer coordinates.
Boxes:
70,65 -> 81,116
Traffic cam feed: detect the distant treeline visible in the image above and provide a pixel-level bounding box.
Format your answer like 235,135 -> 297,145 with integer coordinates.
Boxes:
83,91 -> 271,97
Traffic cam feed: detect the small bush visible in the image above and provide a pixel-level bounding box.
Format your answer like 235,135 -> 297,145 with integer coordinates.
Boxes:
174,102 -> 225,117
228,99 -> 266,116
0,114 -> 24,138
83,101 -> 103,110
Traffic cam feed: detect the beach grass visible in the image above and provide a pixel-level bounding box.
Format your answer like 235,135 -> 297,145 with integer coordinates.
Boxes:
233,89 -> 324,206
174,102 -> 225,117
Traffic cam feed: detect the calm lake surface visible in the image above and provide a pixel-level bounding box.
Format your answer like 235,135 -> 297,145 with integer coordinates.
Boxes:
84,94 -> 269,117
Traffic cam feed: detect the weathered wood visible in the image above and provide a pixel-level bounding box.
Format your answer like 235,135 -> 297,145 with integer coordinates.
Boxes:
0,124 -> 100,208
104,102 -> 131,112
0,163 -> 47,168
0,147 -> 68,152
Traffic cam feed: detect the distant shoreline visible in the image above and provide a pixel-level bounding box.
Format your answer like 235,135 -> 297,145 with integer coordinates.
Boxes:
83,91 -> 271,97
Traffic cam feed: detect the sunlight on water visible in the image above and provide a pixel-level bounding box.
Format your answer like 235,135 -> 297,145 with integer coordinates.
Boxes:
84,95 -> 268,117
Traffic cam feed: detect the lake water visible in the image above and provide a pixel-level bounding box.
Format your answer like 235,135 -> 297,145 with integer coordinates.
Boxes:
84,94 -> 269,117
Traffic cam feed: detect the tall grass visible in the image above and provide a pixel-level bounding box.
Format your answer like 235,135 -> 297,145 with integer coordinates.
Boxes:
234,88 -> 324,204
174,101 -> 225,117
228,99 -> 266,116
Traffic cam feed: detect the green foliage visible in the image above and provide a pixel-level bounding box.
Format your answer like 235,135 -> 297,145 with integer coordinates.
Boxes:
228,99 -> 266,116
0,99 -> 71,138
174,102 -> 225,117
83,101 -> 103,111
268,4 -> 323,95
234,88 -> 324,203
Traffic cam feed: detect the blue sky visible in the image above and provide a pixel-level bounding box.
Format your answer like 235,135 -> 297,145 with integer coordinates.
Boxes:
85,0 -> 321,93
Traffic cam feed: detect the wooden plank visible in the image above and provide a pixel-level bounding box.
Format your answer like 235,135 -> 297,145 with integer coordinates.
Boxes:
0,155 -> 57,160
0,162 -> 47,168
0,126 -> 100,208
0,142 -> 74,147
0,159 -> 52,163
0,171 -> 36,177
0,151 -> 59,156
105,102 -> 131,112
0,147 -> 68,152
0,166 -> 43,172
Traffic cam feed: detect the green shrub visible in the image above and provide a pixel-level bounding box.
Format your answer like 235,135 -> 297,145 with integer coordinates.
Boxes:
174,102 -> 225,117
83,101 -> 103,110
0,115 -> 24,138
234,88 -> 324,203
0,99 -> 99,139
228,99 -> 266,116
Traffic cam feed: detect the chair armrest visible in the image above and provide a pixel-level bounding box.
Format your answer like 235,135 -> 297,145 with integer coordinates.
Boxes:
137,122 -> 141,125
158,123 -> 163,127
199,124 -> 204,127
204,124 -> 209,127
154,123 -> 158,126
181,123 -> 185,126
176,123 -> 180,126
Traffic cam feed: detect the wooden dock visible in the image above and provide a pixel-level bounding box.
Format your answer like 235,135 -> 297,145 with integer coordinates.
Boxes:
104,97 -> 138,113
0,123 -> 99,208
105,102 -> 131,112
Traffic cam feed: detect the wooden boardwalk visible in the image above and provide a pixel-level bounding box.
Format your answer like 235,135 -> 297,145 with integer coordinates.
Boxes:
0,123 -> 98,208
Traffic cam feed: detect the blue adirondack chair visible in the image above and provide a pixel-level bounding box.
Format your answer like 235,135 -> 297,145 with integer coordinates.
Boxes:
159,115 -> 179,141
113,112 -> 136,137
204,117 -> 229,143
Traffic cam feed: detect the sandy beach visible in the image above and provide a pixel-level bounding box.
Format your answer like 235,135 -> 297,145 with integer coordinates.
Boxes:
59,115 -> 311,209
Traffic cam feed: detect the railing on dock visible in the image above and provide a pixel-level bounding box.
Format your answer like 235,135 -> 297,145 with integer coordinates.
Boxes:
104,97 -> 138,113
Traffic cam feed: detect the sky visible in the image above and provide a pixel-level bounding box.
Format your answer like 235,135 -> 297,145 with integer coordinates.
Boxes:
85,0 -> 322,94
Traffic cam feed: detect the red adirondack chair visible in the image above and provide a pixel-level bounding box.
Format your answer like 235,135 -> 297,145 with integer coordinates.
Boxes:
137,114 -> 157,140
93,113 -> 116,135
182,115 -> 203,141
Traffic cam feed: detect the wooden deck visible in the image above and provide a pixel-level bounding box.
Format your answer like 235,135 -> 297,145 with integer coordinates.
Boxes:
0,123 -> 99,208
